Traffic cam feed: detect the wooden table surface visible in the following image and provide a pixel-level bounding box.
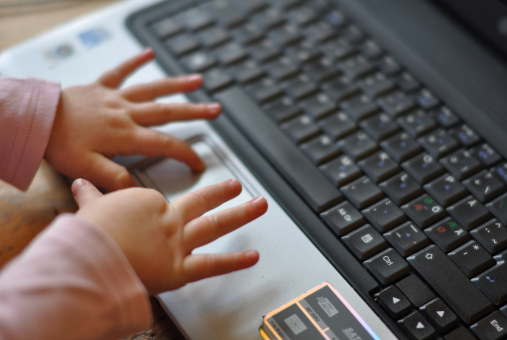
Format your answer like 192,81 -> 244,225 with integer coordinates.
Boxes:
0,1 -> 183,339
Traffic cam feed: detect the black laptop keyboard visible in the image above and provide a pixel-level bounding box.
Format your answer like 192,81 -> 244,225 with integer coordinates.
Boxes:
135,0 -> 507,339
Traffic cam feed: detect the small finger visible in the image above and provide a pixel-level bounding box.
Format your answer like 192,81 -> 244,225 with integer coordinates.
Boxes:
80,153 -> 136,192
97,48 -> 155,88
184,196 -> 267,250
129,102 -> 221,126
183,250 -> 259,283
71,178 -> 104,208
171,179 -> 242,223
122,127 -> 206,171
120,75 -> 202,102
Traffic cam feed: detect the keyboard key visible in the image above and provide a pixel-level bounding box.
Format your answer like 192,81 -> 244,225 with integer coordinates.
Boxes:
197,26 -> 230,48
471,143 -> 502,168
342,224 -> 387,260
340,94 -> 379,122
320,155 -> 362,186
248,39 -> 282,62
166,33 -> 200,56
407,245 -> 494,324
402,194 -> 445,228
269,0 -> 302,10
202,68 -> 234,92
398,311 -> 436,340
380,132 -> 422,163
264,96 -> 300,122
339,55 -> 376,79
384,221 -> 430,256
215,86 -> 343,212
439,149 -> 483,180
152,18 -> 182,39
357,72 -> 395,98
182,51 -> 217,72
447,196 -> 492,231
304,21 -> 337,42
380,172 -> 423,205
230,59 -> 264,83
448,240 -> 495,277
287,5 -> 318,26
396,72 -> 421,93
252,8 -> 285,29
281,115 -> 320,143
396,274 -> 435,308
424,174 -> 468,207
303,57 -> 340,83
286,40 -> 322,65
486,193 -> 507,225
429,106 -> 460,129
402,153 -> 445,184
325,10 -> 348,28
492,162 -> 507,185
204,0 -> 246,28
215,42 -> 248,65
282,74 -> 318,100
321,201 -> 365,236
420,298 -> 458,332
397,110 -> 437,138
470,311 -> 507,340
322,38 -> 356,60
377,56 -> 402,76
360,40 -> 384,60
318,112 -> 357,140
300,93 -> 337,119
418,129 -> 460,159
471,220 -> 507,254
358,151 -> 400,183
338,131 -> 378,161
414,89 -> 440,110
175,8 -> 214,31
265,56 -> 299,80
377,91 -> 417,118
248,77 -> 282,102
231,0 -> 268,13
268,23 -> 302,46
425,217 -> 470,252
375,285 -> 413,319
362,198 -> 406,232
322,76 -> 360,101
364,248 -> 410,285
300,134 -> 340,165
449,124 -> 481,148
232,23 -> 264,45
341,25 -> 366,45
463,171 -> 506,203
341,176 -> 384,209
473,251 -> 507,307
445,326 -> 476,340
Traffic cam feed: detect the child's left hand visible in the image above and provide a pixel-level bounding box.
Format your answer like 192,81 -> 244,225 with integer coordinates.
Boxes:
44,49 -> 220,191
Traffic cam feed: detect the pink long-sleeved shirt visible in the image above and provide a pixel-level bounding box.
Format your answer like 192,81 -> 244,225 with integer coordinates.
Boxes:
0,77 -> 151,340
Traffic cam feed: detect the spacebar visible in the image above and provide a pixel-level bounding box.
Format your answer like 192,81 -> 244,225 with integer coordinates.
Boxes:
407,245 -> 493,324
214,87 -> 342,212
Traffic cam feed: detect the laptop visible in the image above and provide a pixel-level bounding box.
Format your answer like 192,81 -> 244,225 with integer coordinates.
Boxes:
2,0 -> 507,339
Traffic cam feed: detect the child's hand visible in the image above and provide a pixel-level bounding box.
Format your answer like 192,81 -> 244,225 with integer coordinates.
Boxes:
45,49 -> 221,192
72,178 -> 267,295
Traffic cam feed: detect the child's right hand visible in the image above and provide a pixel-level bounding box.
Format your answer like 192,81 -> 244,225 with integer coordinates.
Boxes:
71,178 -> 267,295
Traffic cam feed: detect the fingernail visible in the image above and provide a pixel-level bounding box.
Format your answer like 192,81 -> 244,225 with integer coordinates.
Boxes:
186,74 -> 202,83
207,103 -> 221,115
252,196 -> 267,210
228,178 -> 240,190
245,250 -> 258,260
141,48 -> 153,56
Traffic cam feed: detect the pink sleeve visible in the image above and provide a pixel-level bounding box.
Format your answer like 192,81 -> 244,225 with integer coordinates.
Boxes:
0,77 -> 60,190
0,214 -> 152,340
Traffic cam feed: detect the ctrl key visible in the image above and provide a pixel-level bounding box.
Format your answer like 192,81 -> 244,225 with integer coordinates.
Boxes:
363,248 -> 410,285
398,311 -> 436,340
471,311 -> 507,340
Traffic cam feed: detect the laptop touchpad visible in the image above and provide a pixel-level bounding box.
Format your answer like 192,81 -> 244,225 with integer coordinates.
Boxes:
141,140 -> 253,215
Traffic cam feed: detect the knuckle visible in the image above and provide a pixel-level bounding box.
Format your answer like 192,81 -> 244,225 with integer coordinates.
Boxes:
190,189 -> 209,210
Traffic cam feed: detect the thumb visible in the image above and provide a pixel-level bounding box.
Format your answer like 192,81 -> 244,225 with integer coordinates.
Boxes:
72,178 -> 103,208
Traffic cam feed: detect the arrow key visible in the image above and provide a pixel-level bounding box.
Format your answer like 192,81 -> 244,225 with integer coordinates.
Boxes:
398,311 -> 435,340
375,285 -> 413,319
420,298 -> 458,332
